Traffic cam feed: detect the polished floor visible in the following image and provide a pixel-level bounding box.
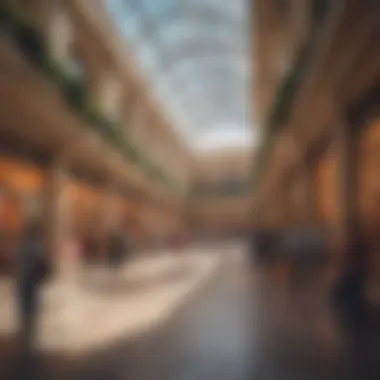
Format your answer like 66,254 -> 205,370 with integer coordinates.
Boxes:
0,249 -> 218,353
1,246 -> 379,379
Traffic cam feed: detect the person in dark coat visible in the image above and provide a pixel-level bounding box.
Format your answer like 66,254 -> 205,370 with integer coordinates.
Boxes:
17,220 -> 47,345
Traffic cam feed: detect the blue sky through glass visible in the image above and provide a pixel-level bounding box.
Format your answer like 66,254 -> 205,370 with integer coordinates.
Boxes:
107,0 -> 252,151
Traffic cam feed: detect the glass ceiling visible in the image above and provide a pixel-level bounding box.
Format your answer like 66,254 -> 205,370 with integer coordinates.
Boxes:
107,0 -> 252,151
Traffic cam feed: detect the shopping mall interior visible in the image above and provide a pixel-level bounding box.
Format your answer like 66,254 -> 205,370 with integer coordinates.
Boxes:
0,0 -> 379,379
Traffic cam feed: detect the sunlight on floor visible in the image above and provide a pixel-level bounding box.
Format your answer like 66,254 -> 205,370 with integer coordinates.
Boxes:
0,248 -> 221,355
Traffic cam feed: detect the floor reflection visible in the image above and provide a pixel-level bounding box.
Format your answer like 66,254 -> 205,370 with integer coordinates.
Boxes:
1,245 -> 379,379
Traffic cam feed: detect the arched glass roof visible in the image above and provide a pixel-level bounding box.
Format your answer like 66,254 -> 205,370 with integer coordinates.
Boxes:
107,0 -> 252,151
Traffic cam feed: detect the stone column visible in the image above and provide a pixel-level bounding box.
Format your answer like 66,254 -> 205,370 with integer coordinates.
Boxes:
278,177 -> 288,227
129,192 -> 147,250
290,171 -> 307,225
339,124 -> 360,244
273,181 -> 286,228
294,168 -> 315,225
335,118 -> 361,274
304,159 -> 319,224
97,180 -> 119,260
280,175 -> 295,227
43,157 -> 68,272
104,185 -> 119,234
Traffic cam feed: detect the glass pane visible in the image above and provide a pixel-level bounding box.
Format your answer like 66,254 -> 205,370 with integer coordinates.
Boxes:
106,0 -> 251,149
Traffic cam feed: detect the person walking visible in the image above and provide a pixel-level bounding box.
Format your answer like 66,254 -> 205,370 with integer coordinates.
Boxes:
17,220 -> 48,347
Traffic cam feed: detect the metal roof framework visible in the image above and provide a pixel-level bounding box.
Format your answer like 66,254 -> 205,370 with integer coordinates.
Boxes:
107,0 -> 251,148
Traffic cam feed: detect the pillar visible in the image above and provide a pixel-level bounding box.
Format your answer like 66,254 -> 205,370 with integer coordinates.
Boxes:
304,159 -> 319,223
280,175 -> 296,226
289,170 -> 308,224
292,166 -> 316,225
97,180 -> 119,259
133,194 -> 146,249
332,117 -> 362,276
338,122 -> 360,247
43,157 -> 68,272
273,182 -> 286,228
102,184 -> 119,233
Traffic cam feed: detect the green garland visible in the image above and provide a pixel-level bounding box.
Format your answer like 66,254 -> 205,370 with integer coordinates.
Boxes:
1,1 -> 181,194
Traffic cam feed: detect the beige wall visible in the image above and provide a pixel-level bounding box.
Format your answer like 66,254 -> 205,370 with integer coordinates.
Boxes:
194,149 -> 252,183
190,148 -> 252,230
58,0 -> 192,193
253,0 -> 312,127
